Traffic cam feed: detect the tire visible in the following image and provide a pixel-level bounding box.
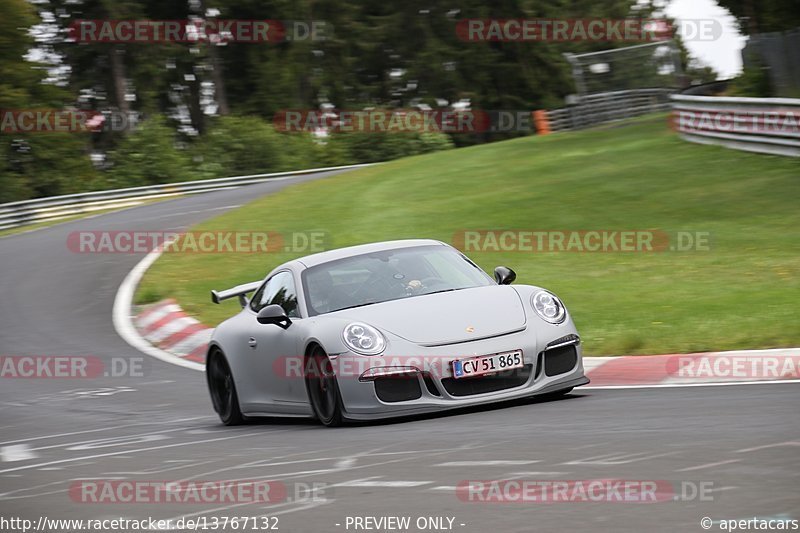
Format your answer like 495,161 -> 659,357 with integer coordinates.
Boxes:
207,350 -> 244,426
305,346 -> 344,427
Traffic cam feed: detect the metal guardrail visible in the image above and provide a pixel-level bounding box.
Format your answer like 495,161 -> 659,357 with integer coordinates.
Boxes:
670,95 -> 800,157
0,163 -> 374,232
546,89 -> 674,132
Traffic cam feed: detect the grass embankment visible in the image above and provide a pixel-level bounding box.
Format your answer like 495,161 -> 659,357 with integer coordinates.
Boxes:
137,116 -> 800,355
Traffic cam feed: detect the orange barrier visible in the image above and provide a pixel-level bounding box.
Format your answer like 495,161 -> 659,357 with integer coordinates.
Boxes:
533,110 -> 551,135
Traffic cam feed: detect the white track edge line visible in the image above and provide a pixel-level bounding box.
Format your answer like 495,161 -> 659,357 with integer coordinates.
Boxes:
586,379 -> 800,389
112,245 -> 205,372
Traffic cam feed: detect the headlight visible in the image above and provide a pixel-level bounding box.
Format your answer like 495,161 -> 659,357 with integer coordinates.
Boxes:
531,290 -> 567,324
342,322 -> 386,355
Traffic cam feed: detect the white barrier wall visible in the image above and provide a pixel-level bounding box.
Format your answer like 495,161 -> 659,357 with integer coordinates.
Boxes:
671,94 -> 800,157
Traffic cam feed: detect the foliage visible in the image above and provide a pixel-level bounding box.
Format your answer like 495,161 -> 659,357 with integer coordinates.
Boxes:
191,116 -> 313,178
106,116 -> 191,187
713,0 -> 800,34
727,57 -> 773,97
1,0 -> 722,202
0,0 -> 100,201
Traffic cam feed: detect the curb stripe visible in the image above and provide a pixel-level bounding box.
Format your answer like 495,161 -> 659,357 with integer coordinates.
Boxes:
170,329 -> 213,357
585,354 -> 675,386
140,310 -> 186,335
184,344 -> 208,363
159,322 -> 209,350
135,299 -> 175,323
147,316 -> 200,343
136,303 -> 180,329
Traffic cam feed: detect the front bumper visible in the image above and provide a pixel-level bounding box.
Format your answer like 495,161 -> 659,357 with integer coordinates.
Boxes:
334,327 -> 588,421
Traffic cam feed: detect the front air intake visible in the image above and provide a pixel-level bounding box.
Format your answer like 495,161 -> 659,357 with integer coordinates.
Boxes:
543,345 -> 578,377
374,377 -> 423,402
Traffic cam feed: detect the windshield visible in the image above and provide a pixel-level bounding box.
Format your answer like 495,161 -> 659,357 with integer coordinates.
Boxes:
301,245 -> 494,316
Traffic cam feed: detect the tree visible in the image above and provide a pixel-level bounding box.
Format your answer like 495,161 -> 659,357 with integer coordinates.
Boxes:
106,115 -> 190,186
714,0 -> 800,34
0,0 -> 99,202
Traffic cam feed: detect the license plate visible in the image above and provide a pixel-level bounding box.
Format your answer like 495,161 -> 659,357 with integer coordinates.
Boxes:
452,350 -> 524,379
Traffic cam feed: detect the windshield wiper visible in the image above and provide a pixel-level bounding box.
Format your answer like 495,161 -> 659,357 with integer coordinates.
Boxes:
332,287 -> 467,312
332,301 -> 384,312
422,287 -> 465,296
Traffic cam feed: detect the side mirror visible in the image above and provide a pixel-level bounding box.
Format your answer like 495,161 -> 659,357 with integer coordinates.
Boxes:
494,266 -> 516,285
256,304 -> 292,329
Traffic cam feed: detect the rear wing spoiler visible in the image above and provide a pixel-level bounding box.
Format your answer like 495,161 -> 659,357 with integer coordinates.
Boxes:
211,280 -> 262,308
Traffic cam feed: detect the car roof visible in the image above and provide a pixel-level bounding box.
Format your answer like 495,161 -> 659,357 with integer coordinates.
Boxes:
295,239 -> 448,269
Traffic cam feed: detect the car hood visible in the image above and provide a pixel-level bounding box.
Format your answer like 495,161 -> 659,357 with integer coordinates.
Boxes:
331,285 -> 527,346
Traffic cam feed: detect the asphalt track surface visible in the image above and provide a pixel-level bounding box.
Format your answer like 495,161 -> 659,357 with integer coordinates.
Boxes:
1,170 -> 798,533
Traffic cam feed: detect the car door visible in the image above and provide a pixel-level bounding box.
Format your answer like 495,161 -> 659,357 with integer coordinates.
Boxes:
244,270 -> 307,414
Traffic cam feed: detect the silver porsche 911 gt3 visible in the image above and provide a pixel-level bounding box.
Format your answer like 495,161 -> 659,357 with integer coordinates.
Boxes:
206,239 -> 589,426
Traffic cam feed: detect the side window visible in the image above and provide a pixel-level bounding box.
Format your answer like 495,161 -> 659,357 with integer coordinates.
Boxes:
250,271 -> 300,318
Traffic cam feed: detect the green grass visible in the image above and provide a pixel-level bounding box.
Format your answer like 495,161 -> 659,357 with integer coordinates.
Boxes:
137,116 -> 800,355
